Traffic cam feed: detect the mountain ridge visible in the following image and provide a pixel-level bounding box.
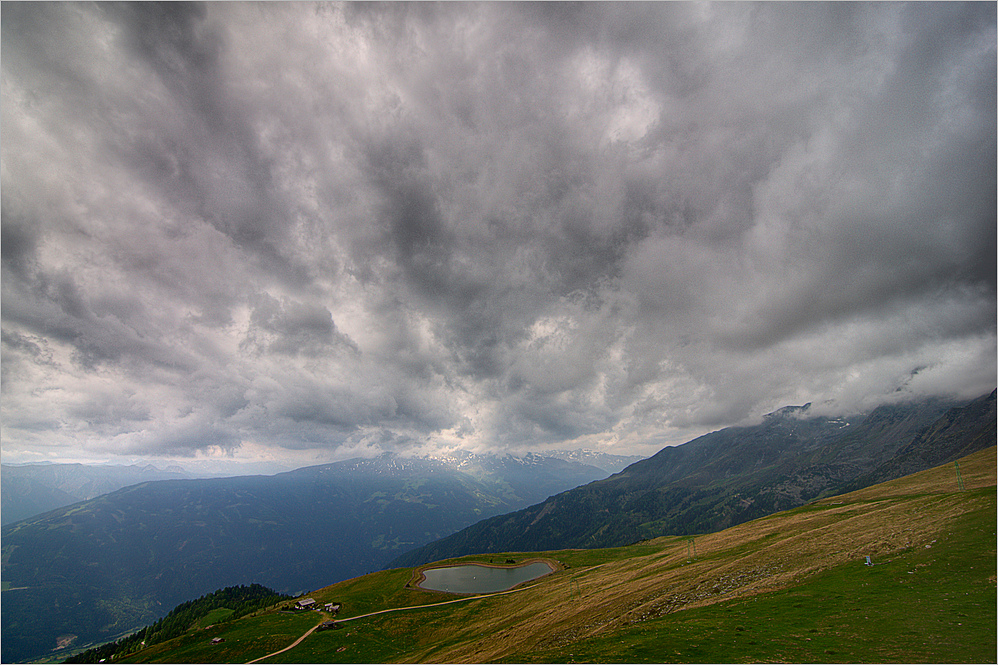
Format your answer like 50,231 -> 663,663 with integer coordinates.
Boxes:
0,450 -> 634,527
390,391 -> 993,568
0,462 -> 194,526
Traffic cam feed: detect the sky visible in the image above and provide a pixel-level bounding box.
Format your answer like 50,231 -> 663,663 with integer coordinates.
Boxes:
2,2 -> 995,473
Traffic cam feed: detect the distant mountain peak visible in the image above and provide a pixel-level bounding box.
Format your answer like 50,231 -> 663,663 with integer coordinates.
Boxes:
763,403 -> 812,421
543,449 -> 647,474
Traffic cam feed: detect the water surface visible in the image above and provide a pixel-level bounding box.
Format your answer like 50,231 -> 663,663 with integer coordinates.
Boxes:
418,561 -> 553,594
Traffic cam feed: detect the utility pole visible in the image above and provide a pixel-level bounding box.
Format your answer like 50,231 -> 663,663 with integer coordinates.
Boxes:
955,461 -> 965,491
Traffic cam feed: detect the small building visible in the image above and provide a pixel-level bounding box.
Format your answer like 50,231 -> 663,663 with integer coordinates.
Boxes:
296,597 -> 316,610
324,602 -> 341,613
211,637 -> 225,644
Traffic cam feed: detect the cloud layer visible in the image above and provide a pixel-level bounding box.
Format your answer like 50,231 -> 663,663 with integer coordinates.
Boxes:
2,2 -> 995,467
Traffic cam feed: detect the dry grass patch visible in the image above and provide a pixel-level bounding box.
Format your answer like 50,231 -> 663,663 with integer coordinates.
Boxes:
424,448 -> 995,663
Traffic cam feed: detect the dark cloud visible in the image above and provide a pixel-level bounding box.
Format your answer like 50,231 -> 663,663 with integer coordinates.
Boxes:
2,2 -> 994,469
245,293 -> 358,357
0,207 -> 40,281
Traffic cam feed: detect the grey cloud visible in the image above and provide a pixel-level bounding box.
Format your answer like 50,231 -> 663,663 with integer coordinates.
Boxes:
365,135 -> 471,303
139,420 -> 243,457
245,293 -> 359,357
101,3 -> 311,291
0,330 -> 47,361
2,262 -> 196,374
0,207 -> 40,282
1,2 -> 994,464
66,392 -> 152,433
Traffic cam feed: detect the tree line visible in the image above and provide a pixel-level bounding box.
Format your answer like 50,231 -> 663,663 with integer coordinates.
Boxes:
65,584 -> 290,663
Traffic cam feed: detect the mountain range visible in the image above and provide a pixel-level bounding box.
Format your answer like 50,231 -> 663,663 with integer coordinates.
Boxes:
0,463 -> 192,526
0,449 -> 642,529
66,444 -> 998,664
0,451 -> 607,663
2,392 -> 994,663
538,449 -> 646,474
390,390 -> 995,567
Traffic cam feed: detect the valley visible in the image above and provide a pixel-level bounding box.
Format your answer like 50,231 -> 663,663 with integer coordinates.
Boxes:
0,452 -> 608,664
4,392 -> 993,663
91,446 -> 996,663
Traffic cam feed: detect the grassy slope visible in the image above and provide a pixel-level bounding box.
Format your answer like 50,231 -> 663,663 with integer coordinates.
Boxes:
123,447 -> 996,664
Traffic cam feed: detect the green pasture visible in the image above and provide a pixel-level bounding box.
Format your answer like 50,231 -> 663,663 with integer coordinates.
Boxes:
518,490 -> 996,663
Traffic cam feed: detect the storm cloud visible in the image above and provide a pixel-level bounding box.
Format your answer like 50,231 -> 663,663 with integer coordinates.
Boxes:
2,2 -> 994,469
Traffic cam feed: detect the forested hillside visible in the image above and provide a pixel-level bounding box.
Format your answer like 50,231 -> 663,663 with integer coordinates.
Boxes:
65,584 -> 289,664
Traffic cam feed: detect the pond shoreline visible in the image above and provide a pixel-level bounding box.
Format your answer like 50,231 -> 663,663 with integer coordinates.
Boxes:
409,557 -> 561,594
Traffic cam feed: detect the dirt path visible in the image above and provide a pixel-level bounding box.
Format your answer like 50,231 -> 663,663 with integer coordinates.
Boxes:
245,622 -> 320,664
244,583 -> 538,664
338,582 -> 538,622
